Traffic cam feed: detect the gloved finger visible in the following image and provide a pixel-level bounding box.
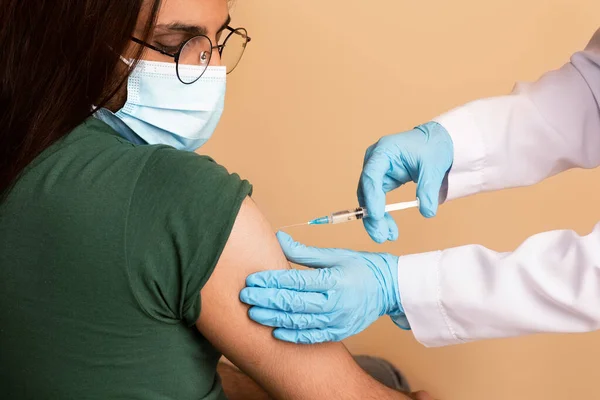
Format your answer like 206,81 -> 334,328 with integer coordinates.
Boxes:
361,212 -> 398,243
416,165 -> 445,218
363,142 -> 413,184
248,307 -> 332,330
357,144 -> 376,208
362,216 -> 389,244
357,177 -> 367,207
277,231 -> 352,268
357,162 -> 403,208
359,151 -> 390,221
357,173 -> 398,243
384,213 -> 399,241
244,268 -> 338,291
273,328 -> 339,344
239,287 -> 331,313
381,175 -> 404,193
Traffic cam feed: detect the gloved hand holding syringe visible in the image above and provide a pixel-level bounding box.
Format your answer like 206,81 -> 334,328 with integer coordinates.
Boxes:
282,199 -> 420,228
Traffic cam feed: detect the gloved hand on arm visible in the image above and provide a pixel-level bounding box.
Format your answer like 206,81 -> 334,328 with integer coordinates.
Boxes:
240,232 -> 409,344
359,121 -> 453,243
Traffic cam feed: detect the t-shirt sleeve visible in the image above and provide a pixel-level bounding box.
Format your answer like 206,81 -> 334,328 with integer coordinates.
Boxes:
125,146 -> 252,326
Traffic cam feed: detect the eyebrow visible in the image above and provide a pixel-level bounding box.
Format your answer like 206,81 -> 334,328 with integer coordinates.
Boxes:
155,15 -> 232,36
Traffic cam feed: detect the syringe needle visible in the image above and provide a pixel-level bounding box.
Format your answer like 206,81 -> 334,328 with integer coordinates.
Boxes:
279,222 -> 309,230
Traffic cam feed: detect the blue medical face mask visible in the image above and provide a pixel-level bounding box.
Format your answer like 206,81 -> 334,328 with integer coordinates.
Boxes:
115,59 -> 226,151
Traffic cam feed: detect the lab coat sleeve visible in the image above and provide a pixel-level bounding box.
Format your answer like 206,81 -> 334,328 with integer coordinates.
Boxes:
396,223 -> 600,347
433,28 -> 600,201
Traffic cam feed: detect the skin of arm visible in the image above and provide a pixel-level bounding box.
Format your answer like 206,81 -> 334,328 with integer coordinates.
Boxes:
217,361 -> 271,400
196,197 -> 416,400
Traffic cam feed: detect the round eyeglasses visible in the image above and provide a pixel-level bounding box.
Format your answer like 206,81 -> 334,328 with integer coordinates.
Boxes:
131,26 -> 251,84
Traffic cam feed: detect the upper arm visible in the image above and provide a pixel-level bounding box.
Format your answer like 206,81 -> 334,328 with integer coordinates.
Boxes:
196,198 -> 407,400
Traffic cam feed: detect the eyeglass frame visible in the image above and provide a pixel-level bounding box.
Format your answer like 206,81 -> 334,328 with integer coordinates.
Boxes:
130,26 -> 251,84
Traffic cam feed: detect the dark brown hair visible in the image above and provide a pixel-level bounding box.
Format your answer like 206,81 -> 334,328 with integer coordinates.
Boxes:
0,0 -> 162,195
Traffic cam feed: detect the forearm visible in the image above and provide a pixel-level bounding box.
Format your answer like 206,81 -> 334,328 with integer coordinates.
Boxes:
221,355 -> 432,400
223,333 -> 412,400
435,28 -> 600,201
218,362 -> 273,400
219,358 -> 415,400
398,222 -> 600,347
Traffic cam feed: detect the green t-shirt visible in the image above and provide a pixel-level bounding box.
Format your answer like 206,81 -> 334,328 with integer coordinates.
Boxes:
0,119 -> 252,399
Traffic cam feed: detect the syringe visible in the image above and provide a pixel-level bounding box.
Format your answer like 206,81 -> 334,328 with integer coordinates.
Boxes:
307,199 -> 420,226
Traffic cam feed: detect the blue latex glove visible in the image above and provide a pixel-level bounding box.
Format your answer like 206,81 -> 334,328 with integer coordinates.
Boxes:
239,231 -> 408,344
358,121 -> 453,243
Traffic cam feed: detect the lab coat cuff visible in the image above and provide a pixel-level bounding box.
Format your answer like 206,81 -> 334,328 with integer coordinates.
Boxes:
397,251 -> 464,347
433,106 -> 486,201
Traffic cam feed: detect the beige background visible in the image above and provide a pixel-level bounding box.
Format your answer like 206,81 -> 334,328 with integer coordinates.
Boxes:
203,1 -> 600,399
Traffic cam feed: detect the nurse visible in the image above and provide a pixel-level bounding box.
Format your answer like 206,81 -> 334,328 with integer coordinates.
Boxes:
241,28 -> 600,347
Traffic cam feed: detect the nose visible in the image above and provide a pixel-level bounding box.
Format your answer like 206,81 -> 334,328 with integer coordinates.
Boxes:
209,46 -> 221,67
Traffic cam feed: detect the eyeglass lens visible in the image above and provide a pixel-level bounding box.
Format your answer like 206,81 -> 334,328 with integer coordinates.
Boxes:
176,28 -> 250,84
219,28 -> 249,74
177,36 -> 212,84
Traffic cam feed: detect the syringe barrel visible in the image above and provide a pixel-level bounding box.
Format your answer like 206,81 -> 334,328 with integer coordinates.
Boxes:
330,207 -> 366,224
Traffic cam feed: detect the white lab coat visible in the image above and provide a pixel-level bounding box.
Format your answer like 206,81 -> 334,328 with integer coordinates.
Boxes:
396,28 -> 600,347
